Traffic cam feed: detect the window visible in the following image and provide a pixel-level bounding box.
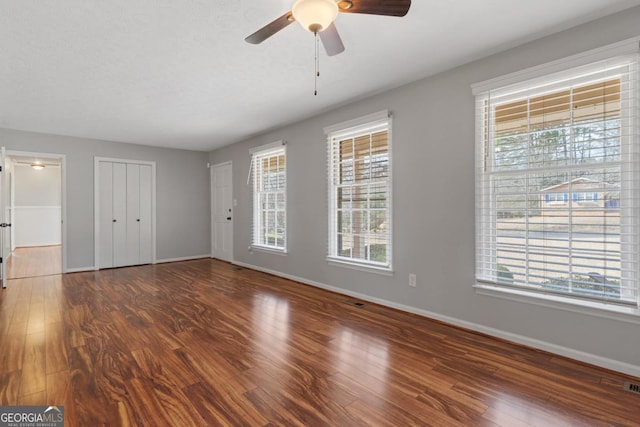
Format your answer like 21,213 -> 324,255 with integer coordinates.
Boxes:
474,47 -> 639,310
251,142 -> 286,251
325,111 -> 392,270
546,192 -> 567,203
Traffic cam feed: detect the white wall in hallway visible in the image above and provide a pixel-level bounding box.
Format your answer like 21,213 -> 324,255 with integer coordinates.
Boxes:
13,164 -> 61,247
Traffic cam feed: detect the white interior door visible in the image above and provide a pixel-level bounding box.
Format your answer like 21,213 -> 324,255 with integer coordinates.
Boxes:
112,162 -> 127,267
0,147 -> 8,288
139,164 -> 152,264
98,161 -> 114,269
212,162 -> 233,262
7,167 -> 12,254
126,163 -> 140,266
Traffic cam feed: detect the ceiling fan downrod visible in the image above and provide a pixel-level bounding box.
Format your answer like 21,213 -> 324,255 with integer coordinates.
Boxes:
314,30 -> 320,96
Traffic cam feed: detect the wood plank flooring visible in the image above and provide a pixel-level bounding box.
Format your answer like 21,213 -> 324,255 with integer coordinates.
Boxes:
7,246 -> 62,279
0,259 -> 638,426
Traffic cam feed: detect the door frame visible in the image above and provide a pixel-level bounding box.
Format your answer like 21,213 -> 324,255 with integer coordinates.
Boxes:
5,150 -> 67,274
211,161 -> 233,262
94,157 -> 157,270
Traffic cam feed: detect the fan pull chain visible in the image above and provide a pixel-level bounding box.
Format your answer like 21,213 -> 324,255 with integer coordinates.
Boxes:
314,31 -> 320,96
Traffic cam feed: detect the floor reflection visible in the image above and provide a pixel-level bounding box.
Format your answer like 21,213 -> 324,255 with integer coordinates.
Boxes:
490,393 -> 572,426
331,326 -> 389,394
252,293 -> 290,357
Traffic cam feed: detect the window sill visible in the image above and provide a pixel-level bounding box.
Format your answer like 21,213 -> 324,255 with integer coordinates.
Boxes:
474,283 -> 640,324
249,246 -> 288,256
327,258 -> 393,276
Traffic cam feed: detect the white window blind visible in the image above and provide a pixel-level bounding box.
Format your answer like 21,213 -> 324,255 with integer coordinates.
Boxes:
474,50 -> 640,308
326,112 -> 392,269
251,143 -> 286,251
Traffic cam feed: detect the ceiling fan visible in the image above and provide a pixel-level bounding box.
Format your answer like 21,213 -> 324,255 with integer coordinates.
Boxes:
245,0 -> 412,57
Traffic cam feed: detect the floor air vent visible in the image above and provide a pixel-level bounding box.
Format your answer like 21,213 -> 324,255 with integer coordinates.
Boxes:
344,300 -> 365,308
624,381 -> 640,395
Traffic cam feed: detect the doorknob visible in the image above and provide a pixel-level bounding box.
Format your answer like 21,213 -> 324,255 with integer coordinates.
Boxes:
226,217 -> 232,220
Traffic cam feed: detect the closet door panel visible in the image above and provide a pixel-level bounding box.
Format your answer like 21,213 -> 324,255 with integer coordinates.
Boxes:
126,163 -> 140,266
139,164 -> 152,264
98,161 -> 113,269
112,162 -> 128,267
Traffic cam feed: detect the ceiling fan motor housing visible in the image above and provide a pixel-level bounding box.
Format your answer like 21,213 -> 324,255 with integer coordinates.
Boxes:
292,0 -> 339,32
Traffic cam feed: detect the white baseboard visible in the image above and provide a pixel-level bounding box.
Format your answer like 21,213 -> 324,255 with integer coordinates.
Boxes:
82,255 -> 210,271
155,254 -> 211,264
232,260 -> 640,378
16,242 -> 61,248
66,266 -> 95,273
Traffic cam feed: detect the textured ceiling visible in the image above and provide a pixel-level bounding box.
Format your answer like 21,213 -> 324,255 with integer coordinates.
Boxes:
1,0 -> 639,152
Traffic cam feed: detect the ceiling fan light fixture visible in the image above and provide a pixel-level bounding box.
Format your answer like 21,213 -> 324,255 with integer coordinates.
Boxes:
292,0 -> 338,33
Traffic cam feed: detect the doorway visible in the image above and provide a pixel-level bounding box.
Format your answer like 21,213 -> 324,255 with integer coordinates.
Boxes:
211,162 -> 233,262
2,150 -> 66,283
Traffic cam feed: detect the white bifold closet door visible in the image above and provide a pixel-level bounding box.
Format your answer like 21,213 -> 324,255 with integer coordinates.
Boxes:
113,162 -> 128,267
98,161 -> 152,269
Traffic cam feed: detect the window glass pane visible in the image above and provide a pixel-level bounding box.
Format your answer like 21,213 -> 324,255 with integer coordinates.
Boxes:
266,211 -> 275,246
338,210 -> 351,234
370,210 -> 387,234
276,192 -> 285,211
368,243 -> 387,263
494,133 -> 529,171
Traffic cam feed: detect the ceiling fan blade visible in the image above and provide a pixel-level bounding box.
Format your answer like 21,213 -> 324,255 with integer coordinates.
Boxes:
337,0 -> 411,17
245,11 -> 294,44
319,23 -> 345,57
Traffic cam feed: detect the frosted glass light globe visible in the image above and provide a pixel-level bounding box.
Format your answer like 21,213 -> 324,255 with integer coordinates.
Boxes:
292,0 -> 339,33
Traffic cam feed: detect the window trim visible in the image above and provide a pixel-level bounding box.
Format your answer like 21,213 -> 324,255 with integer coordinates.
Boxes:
471,37 -> 640,95
325,110 -> 394,272
250,141 -> 287,253
474,283 -> 640,324
473,39 -> 640,314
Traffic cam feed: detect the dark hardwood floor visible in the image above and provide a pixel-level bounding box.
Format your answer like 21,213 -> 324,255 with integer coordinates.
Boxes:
0,259 -> 638,426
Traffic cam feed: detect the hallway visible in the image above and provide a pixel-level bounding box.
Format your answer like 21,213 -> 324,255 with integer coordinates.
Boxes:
7,245 -> 61,279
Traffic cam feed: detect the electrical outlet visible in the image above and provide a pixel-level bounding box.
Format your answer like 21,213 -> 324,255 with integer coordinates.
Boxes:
409,273 -> 417,287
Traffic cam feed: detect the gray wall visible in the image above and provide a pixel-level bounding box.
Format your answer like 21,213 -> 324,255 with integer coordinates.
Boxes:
210,8 -> 640,372
1,128 -> 211,269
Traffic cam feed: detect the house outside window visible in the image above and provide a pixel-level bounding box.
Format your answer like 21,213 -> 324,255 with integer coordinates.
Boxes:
473,46 -> 639,310
325,111 -> 392,271
251,142 -> 286,251
541,178 -> 607,210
